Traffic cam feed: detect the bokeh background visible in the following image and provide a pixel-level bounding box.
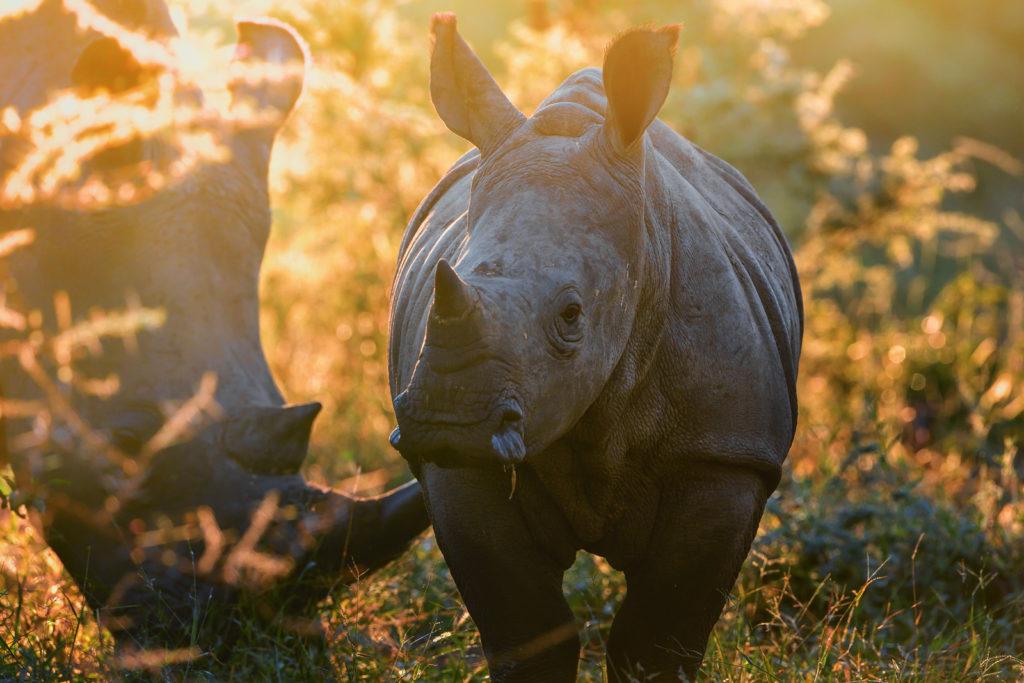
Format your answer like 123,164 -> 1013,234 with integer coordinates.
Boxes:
2,0 -> 1022,679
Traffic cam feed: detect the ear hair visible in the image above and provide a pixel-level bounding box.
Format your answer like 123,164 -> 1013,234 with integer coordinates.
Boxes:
602,24 -> 681,154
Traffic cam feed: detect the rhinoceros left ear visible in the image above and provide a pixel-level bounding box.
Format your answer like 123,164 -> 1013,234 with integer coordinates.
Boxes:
230,19 -> 307,141
72,37 -> 162,170
430,13 -> 525,156
602,25 -> 680,155
221,402 -> 321,475
72,37 -> 158,96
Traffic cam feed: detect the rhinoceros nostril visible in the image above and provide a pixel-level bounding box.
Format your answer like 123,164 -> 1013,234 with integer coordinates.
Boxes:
492,403 -> 526,465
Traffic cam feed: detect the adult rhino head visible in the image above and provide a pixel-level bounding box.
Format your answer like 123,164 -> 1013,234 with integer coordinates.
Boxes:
392,15 -> 678,467
0,0 -> 427,647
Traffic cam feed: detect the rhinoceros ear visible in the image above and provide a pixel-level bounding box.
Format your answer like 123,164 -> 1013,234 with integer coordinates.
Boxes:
602,25 -> 680,154
230,19 -> 307,139
430,13 -> 525,156
72,37 -> 157,96
221,402 -> 321,475
71,38 -> 161,169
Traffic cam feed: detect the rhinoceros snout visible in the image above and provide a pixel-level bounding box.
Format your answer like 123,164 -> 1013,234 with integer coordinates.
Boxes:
392,387 -> 526,466
490,405 -> 525,464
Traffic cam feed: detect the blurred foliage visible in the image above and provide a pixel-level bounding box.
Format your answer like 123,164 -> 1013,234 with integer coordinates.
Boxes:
2,0 -> 1023,679
794,0 -> 1024,158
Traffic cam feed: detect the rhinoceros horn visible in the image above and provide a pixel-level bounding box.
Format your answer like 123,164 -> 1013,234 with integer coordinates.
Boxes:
221,402 -> 322,475
429,13 -> 525,156
432,259 -> 477,320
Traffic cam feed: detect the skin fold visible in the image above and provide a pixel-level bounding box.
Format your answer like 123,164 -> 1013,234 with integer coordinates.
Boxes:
389,14 -> 803,680
0,0 -> 428,649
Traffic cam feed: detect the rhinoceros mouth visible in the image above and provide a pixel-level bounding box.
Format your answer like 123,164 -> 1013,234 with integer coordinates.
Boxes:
392,392 -> 526,466
398,413 -> 492,428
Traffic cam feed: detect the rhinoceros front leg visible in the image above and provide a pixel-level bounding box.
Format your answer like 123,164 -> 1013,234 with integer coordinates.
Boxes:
606,462 -> 769,681
420,462 -> 580,682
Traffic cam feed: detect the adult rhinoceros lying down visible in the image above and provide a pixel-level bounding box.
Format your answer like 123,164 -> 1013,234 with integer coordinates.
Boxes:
0,0 -> 427,649
389,15 -> 803,681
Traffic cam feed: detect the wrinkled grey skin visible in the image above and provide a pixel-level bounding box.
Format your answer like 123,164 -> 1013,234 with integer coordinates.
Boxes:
0,0 -> 427,648
389,15 -> 802,681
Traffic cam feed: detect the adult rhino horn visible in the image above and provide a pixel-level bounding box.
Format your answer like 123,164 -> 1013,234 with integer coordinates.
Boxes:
222,402 -> 321,475
429,12 -> 525,156
217,403 -> 430,576
112,430 -> 429,620
432,259 -> 477,320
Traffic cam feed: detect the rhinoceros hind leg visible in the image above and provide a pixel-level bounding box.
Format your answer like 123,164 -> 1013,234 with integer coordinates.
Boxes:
606,462 -> 769,681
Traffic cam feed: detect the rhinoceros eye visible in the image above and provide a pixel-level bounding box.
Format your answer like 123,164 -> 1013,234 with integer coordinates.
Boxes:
551,290 -> 584,352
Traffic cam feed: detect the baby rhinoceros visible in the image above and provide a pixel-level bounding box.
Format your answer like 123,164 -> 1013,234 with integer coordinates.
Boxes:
389,14 -> 802,682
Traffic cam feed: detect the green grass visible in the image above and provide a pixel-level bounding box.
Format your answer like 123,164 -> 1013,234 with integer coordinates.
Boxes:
3,439 -> 1022,681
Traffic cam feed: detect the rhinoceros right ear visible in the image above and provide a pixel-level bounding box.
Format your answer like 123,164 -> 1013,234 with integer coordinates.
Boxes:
602,25 -> 680,155
72,37 -> 157,95
430,13 -> 525,156
230,20 -> 307,141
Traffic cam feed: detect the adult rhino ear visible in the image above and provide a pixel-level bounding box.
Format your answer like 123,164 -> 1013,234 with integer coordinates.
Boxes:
72,38 -> 161,170
430,13 -> 525,156
221,402 -> 321,475
602,25 -> 680,155
72,37 -> 157,95
230,19 -> 307,144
